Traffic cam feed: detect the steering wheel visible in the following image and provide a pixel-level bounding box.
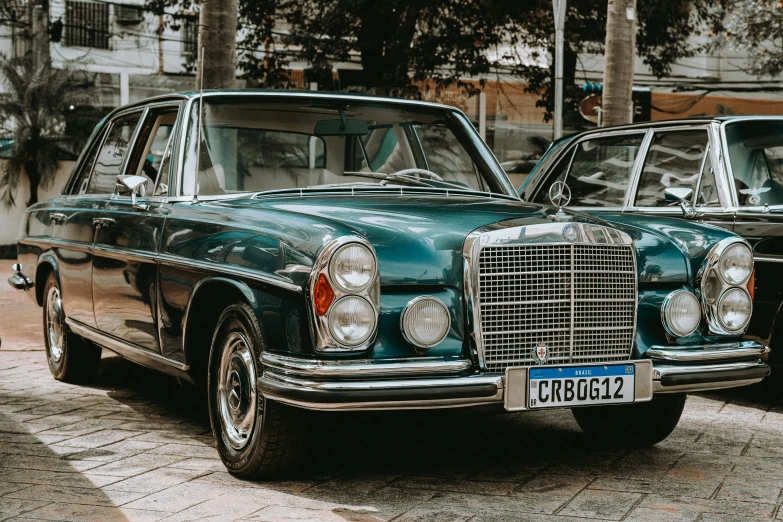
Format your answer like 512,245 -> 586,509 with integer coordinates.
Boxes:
392,168 -> 443,181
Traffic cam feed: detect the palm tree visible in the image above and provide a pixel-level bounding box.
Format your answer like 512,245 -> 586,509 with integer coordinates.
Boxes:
602,0 -> 637,126
0,55 -> 92,207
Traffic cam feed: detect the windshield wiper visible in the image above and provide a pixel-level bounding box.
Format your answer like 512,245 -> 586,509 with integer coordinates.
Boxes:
342,171 -> 473,191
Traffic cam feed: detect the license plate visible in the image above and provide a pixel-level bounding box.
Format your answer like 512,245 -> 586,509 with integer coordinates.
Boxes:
527,364 -> 635,409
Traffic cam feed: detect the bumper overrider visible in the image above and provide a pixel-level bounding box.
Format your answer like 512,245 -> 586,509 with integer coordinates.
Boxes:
258,341 -> 770,412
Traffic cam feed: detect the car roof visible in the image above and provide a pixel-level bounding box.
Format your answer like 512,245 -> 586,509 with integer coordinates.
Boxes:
563,115 -> 783,140
110,89 -> 461,115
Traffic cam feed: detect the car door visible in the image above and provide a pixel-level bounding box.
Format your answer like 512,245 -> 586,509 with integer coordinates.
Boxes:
722,118 -> 783,346
91,103 -> 182,352
45,119 -> 116,328
628,126 -> 735,231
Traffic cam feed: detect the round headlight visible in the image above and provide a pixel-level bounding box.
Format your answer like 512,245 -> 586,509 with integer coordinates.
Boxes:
719,242 -> 753,285
330,243 -> 376,292
717,287 -> 752,332
661,290 -> 700,337
328,296 -> 375,346
401,297 -> 450,348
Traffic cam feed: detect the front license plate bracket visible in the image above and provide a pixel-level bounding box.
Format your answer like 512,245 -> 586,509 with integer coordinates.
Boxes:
504,360 -> 653,412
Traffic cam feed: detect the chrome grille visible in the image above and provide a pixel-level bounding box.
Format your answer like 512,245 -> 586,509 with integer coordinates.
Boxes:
477,243 -> 636,373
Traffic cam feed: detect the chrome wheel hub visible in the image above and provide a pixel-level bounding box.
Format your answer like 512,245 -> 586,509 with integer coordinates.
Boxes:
217,332 -> 258,450
46,286 -> 65,364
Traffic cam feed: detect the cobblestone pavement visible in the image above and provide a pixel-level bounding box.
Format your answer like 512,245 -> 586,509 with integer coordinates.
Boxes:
2,261 -> 783,521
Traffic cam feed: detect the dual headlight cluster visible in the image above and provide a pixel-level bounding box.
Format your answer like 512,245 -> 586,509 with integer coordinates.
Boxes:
661,240 -> 753,337
312,239 -> 450,351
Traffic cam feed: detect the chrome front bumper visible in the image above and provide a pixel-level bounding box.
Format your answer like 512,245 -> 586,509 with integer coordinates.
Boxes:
257,342 -> 770,412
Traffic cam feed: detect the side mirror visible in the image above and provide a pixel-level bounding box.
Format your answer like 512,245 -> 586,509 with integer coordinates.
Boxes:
664,187 -> 696,218
664,187 -> 693,204
116,175 -> 149,211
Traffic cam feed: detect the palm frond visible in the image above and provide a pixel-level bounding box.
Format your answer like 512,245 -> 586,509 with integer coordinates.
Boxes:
0,55 -> 95,208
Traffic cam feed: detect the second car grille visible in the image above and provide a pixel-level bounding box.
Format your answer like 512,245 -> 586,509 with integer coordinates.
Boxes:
477,243 -> 636,373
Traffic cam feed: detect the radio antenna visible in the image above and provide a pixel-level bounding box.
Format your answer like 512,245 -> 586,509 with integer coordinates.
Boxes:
193,45 -> 205,205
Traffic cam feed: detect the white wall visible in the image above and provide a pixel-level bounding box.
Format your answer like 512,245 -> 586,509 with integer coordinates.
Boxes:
0,161 -> 75,245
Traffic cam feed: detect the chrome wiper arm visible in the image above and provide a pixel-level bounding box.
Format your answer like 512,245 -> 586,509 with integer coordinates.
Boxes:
343,171 -> 473,191
342,171 -> 432,188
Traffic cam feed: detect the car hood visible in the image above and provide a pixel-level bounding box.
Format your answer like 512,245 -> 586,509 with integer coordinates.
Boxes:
200,194 -> 728,288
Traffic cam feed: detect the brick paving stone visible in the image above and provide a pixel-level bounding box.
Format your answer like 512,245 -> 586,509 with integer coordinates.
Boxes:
121,481 -> 232,512
103,467 -> 207,494
0,499 -> 51,520
85,453 -> 187,477
556,488 -> 643,520
19,503 -> 170,522
3,483 -> 147,507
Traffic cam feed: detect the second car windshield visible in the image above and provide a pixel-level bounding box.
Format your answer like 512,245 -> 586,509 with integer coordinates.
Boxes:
179,98 -> 503,196
726,120 -> 783,206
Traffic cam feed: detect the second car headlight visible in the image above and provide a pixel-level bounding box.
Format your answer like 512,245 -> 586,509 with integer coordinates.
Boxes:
328,296 -> 376,346
330,243 -> 376,292
719,242 -> 753,285
717,287 -> 752,332
401,297 -> 450,348
662,290 -> 701,337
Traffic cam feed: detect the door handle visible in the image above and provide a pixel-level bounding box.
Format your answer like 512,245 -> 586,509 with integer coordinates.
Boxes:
51,212 -> 67,224
92,217 -> 116,228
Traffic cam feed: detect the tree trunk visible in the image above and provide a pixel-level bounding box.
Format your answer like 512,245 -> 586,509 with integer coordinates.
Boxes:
30,0 -> 50,70
26,161 -> 39,207
196,0 -> 238,89
602,0 -> 636,126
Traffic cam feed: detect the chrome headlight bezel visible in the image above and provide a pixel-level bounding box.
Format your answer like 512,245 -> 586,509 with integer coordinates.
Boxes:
308,236 -> 380,352
698,238 -> 754,335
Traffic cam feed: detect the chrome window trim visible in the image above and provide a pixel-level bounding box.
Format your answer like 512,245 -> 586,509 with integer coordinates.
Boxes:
81,107 -> 147,196
696,236 -> 754,335
527,128 -> 648,207
627,124 -> 713,209
718,118 -> 783,210
307,235 -> 380,352
462,221 -> 637,372
174,94 -> 518,200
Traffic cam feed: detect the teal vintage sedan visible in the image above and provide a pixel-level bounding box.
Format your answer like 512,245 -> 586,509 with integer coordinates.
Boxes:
8,91 -> 769,478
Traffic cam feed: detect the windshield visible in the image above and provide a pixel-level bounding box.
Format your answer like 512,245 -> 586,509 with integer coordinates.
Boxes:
726,119 -> 783,206
180,98 -> 511,197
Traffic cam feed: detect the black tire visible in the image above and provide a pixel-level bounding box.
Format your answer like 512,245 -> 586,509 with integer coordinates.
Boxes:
42,273 -> 101,383
207,302 -> 309,479
571,393 -> 686,447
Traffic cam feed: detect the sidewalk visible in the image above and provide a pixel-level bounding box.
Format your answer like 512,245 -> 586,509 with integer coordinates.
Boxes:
1,261 -> 783,521
0,259 -> 44,351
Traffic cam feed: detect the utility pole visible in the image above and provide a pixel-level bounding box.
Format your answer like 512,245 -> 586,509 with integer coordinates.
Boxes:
602,0 -> 636,126
196,0 -> 238,89
552,0 -> 566,140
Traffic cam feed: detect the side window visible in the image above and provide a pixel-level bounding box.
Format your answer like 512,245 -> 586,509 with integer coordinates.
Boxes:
127,108 -> 180,196
69,127 -> 107,195
533,134 -> 644,207
85,111 -> 143,194
634,130 -> 709,207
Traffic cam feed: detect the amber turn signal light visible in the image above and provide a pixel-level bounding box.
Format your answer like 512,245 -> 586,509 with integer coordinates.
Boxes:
314,273 -> 335,316
747,269 -> 755,301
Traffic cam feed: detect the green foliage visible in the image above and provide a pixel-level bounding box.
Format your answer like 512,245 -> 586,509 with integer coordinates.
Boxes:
722,0 -> 783,77
150,0 -> 726,115
0,55 -> 93,208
